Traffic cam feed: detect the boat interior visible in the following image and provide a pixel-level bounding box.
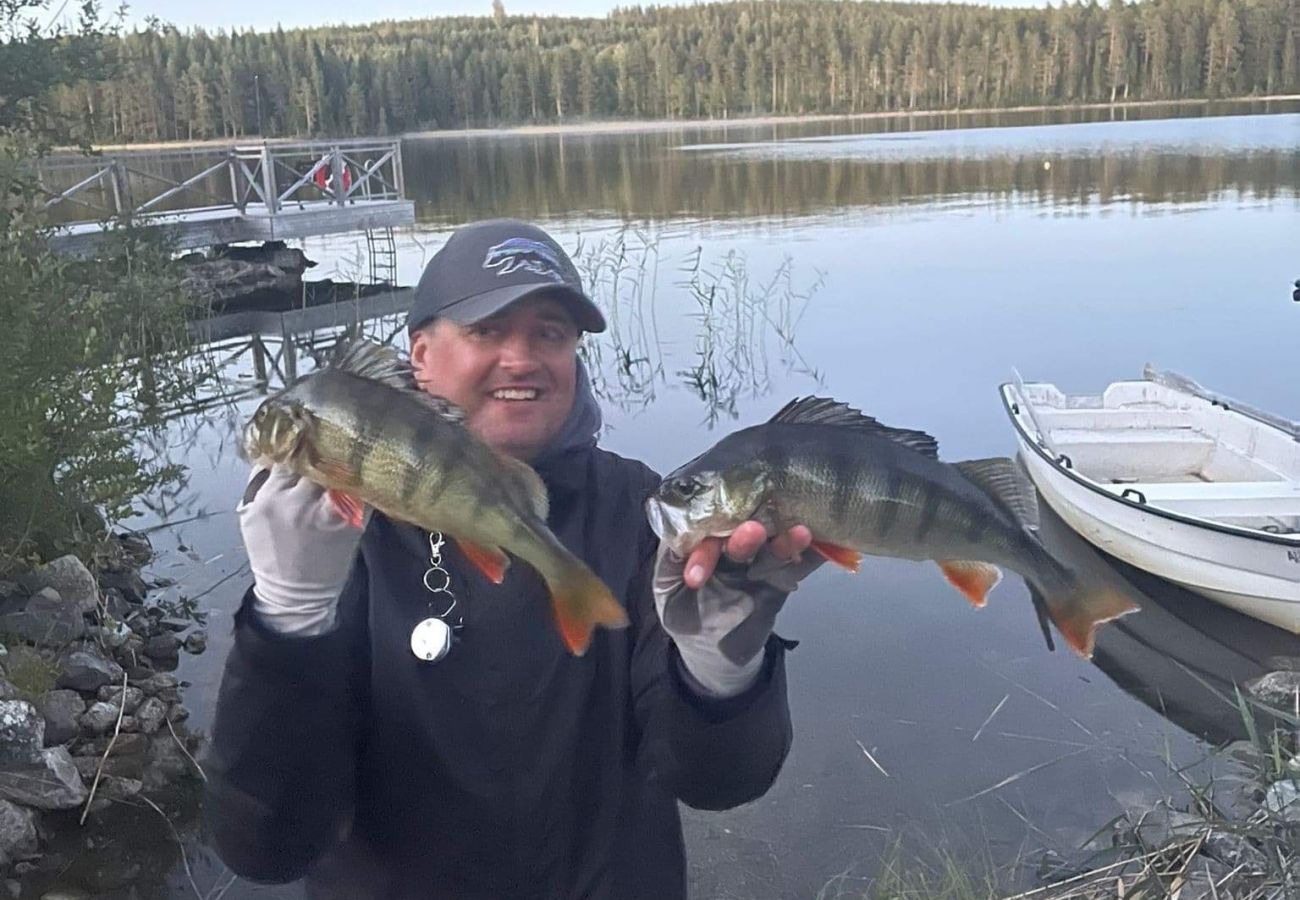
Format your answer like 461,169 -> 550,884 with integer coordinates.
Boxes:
1017,380 -> 1300,536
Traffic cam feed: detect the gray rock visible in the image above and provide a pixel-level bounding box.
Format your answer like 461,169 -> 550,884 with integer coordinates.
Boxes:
134,697 -> 168,735
18,555 -> 98,614
0,680 -> 17,702
1201,829 -> 1267,873
39,890 -> 91,900
181,252 -> 309,305
89,621 -> 133,651
0,581 -> 23,608
1247,670 -> 1300,708
167,703 -> 190,723
0,641 -> 7,661
78,701 -> 121,737
73,732 -> 148,759
55,650 -> 123,693
0,799 -> 38,866
95,569 -> 148,605
0,587 -> 86,647
158,618 -> 192,633
143,632 -> 179,662
95,685 -> 143,714
1265,779 -> 1300,819
36,690 -> 85,746
5,879 -> 18,899
101,588 -> 132,620
84,775 -> 143,816
131,673 -> 177,696
142,733 -> 195,792
0,701 -> 45,763
71,748 -> 145,782
184,630 -> 208,654
1116,806 -> 1203,848
119,716 -> 139,733
0,746 -> 87,809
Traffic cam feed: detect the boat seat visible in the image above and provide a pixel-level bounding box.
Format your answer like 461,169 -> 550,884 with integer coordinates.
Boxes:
1105,481 -> 1300,519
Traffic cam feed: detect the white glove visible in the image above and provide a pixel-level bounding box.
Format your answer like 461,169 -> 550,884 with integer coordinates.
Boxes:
237,466 -> 368,637
653,541 -> 822,699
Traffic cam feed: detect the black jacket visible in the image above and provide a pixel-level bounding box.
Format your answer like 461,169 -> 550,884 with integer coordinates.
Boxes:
204,443 -> 794,899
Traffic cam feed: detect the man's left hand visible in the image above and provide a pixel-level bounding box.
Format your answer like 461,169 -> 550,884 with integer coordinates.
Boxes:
653,522 -> 823,699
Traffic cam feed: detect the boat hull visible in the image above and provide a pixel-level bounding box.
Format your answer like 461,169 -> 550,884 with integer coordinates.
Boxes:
1003,385 -> 1300,633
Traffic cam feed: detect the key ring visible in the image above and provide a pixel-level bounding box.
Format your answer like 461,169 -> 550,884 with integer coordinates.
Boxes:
410,531 -> 461,663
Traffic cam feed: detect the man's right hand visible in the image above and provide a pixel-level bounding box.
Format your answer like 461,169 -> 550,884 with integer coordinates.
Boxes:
237,466 -> 368,636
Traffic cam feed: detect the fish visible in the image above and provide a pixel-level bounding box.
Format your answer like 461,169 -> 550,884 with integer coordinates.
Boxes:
240,338 -> 627,655
644,396 -> 1138,659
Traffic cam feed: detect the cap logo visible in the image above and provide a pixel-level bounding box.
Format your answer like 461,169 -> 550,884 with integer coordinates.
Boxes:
482,238 -> 570,284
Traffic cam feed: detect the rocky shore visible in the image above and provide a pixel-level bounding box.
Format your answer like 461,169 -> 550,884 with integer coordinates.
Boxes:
0,536 -> 206,897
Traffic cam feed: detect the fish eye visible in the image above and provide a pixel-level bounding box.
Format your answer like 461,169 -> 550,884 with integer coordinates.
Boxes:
669,476 -> 705,499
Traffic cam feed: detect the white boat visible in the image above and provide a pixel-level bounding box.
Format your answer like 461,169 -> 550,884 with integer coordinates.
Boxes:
1001,366 -> 1300,633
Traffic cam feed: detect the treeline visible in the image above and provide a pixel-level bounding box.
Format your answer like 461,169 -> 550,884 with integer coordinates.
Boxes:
44,0 -> 1300,143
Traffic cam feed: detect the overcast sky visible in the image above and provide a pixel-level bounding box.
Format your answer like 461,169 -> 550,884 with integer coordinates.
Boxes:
114,0 -> 1047,34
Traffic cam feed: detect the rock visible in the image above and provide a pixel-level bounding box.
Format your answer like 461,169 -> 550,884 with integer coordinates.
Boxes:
0,587 -> 86,647
5,879 -> 18,899
1201,829 -> 1268,873
0,581 -> 23,609
71,747 -> 145,782
95,685 -> 143,715
89,621 -> 133,651
36,690 -> 85,746
1247,670 -> 1300,708
158,618 -> 192,633
80,857 -> 142,891
95,569 -> 148,605
0,701 -> 45,763
119,716 -> 139,733
0,641 -> 7,661
143,633 -> 179,662
0,800 -> 38,866
183,630 -> 208,654
0,680 -> 17,702
73,732 -> 149,760
113,531 -> 153,565
167,703 -> 190,723
181,244 -> 313,306
150,576 -> 176,589
78,701 -> 121,737
1264,655 -> 1300,672
101,588 -> 132,620
1265,780 -> 1300,819
55,650 -> 123,693
39,890 -> 91,900
131,672 -> 177,696
134,696 -> 168,735
142,733 -> 195,792
0,746 -> 87,809
18,555 -> 98,614
1116,806 -> 1203,848
84,775 -> 142,816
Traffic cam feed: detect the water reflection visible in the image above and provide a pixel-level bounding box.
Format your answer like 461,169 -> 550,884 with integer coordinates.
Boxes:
402,110 -> 1300,225
1032,495 -> 1300,746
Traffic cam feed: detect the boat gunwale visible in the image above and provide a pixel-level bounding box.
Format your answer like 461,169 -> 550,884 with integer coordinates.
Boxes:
999,382 -> 1300,548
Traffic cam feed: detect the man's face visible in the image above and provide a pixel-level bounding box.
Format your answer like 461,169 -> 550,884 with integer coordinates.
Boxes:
409,295 -> 581,461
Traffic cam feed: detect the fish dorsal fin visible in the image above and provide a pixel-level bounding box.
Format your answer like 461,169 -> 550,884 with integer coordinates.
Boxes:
329,338 -> 416,390
494,451 -> 550,521
329,338 -> 467,424
769,397 -> 940,459
955,457 -> 1039,529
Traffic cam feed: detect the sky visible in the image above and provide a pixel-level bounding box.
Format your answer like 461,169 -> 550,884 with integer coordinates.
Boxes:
117,0 -> 1046,34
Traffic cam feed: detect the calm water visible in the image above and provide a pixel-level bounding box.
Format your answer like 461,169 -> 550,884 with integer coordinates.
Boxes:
45,103 -> 1300,898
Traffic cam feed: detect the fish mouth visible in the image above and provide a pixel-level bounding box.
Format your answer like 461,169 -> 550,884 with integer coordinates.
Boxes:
644,497 -> 695,555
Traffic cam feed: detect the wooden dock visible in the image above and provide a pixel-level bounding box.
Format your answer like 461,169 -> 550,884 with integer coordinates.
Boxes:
40,139 -> 416,258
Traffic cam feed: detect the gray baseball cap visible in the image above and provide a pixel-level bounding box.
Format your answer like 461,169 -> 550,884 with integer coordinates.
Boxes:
407,219 -> 606,334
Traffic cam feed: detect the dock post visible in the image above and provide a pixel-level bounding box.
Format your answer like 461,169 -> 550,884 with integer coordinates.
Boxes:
330,146 -> 345,207
251,335 -> 268,389
229,152 -> 245,213
261,144 -> 278,215
282,319 -> 298,383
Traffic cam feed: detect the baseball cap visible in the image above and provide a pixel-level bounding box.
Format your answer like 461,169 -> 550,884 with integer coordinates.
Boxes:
406,219 -> 606,334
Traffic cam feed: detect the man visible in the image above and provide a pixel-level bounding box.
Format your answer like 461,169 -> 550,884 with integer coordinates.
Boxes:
205,219 -> 821,899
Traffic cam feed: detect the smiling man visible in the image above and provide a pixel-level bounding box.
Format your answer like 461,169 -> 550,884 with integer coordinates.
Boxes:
204,219 -> 821,899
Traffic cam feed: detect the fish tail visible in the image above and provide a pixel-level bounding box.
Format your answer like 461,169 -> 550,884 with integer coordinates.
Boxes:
1027,567 -> 1138,659
543,559 -> 629,656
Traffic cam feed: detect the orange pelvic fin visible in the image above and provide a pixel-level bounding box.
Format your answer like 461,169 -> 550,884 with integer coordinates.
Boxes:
936,560 -> 1003,608
327,490 -> 366,529
811,540 -> 863,573
457,539 -> 510,584
1036,584 -> 1139,659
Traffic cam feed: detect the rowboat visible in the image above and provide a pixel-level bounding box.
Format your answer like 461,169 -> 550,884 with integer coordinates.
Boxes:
1000,366 -> 1300,633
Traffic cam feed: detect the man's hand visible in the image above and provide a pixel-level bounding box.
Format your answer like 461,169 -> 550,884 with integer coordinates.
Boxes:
654,522 -> 823,699
682,523 -> 814,589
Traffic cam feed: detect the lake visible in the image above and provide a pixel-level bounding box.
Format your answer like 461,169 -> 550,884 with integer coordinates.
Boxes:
48,101 -> 1300,898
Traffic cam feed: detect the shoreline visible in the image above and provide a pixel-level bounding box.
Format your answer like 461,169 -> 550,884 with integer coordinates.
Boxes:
78,94 -> 1300,153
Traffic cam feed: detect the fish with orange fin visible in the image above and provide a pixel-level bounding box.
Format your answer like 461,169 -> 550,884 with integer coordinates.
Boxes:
644,397 -> 1137,658
240,338 -> 627,655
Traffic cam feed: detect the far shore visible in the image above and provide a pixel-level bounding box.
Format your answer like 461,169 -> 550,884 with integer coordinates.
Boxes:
75,94 -> 1300,154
